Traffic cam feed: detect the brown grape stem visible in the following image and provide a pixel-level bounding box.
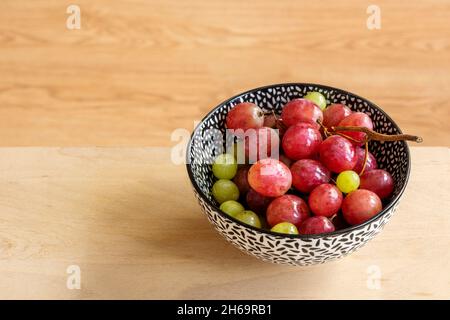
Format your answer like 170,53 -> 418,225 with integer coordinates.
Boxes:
360,141 -> 369,176
330,126 -> 423,143
316,120 -> 423,176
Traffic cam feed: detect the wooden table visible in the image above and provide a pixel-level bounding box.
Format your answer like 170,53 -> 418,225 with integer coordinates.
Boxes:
0,147 -> 448,299
0,0 -> 449,300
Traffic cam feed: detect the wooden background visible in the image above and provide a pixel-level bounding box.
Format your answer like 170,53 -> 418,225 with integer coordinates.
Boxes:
0,0 -> 449,300
0,0 -> 449,146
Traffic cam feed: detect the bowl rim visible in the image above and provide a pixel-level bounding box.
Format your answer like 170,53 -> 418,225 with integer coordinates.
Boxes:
186,82 -> 411,239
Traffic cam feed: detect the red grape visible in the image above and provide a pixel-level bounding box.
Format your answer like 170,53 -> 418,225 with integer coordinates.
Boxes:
308,184 -> 343,217
322,103 -> 352,128
353,147 -> 378,173
286,121 -> 315,130
300,216 -> 335,235
319,135 -> 357,173
360,169 -> 394,200
242,127 -> 279,163
226,102 -> 264,131
337,112 -> 374,146
290,159 -> 330,193
342,189 -> 382,225
246,188 -> 273,215
233,166 -> 251,195
248,158 -> 292,197
281,98 -> 323,128
266,194 -> 310,228
282,123 -> 322,160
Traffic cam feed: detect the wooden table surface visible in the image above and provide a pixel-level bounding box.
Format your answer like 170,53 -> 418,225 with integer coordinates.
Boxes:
0,147 -> 449,299
0,0 -> 449,147
0,0 -> 449,299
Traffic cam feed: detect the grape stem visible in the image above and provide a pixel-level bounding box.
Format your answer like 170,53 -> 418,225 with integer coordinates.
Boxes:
316,120 -> 423,176
329,125 -> 423,143
274,114 -> 287,132
360,141 -> 369,176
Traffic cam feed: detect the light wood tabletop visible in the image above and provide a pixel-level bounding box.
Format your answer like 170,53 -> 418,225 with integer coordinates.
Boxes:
0,147 -> 448,299
0,0 -> 449,300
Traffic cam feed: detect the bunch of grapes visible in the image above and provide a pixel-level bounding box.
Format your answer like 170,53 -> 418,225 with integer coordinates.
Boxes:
211,93 -> 395,235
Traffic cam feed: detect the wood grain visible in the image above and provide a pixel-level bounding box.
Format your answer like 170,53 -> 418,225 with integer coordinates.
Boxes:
0,0 -> 449,146
0,146 -> 448,299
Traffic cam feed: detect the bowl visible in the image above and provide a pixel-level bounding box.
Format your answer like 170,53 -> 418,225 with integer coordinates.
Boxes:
186,83 -> 410,266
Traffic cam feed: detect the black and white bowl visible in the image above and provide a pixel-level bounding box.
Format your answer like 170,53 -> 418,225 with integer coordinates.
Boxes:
186,83 -> 410,266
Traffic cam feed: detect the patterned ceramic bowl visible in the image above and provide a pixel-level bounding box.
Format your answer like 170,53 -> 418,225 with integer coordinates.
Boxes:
186,83 -> 410,266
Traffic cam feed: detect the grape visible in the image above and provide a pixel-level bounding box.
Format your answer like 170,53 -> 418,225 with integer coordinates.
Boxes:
285,121 -> 315,130
336,170 -> 360,193
248,159 -> 292,197
319,135 -> 357,173
360,169 -> 394,199
304,92 -> 327,110
212,153 -> 237,179
300,216 -> 335,235
220,200 -> 244,218
282,123 -> 322,160
308,184 -> 343,217
242,127 -> 279,163
353,147 -> 378,173
291,159 -> 331,193
232,166 -> 251,195
263,114 -> 277,128
337,112 -> 374,146
212,179 -> 240,204
266,194 -> 310,228
235,210 -> 262,228
270,222 -> 299,235
322,103 -> 352,128
342,189 -> 382,225
246,188 -> 273,215
226,102 -> 264,131
281,98 -> 323,128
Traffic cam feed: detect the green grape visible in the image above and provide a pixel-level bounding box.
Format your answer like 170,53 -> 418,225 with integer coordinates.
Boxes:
336,170 -> 360,193
220,200 -> 245,218
304,91 -> 327,110
235,210 -> 262,228
270,222 -> 299,235
212,153 -> 238,179
212,179 -> 240,204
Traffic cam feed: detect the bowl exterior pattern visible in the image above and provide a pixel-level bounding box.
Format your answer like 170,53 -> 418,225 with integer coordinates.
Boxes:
188,83 -> 409,265
193,188 -> 399,265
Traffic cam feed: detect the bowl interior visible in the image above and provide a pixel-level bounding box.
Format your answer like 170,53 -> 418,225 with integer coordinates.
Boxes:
187,83 -> 410,235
